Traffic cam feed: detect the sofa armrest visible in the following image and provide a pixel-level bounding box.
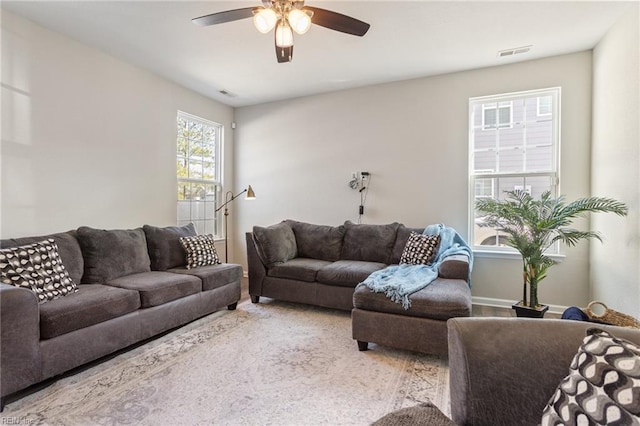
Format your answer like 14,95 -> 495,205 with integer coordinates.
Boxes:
1,283 -> 42,398
447,317 -> 640,426
245,232 -> 267,299
438,254 -> 469,280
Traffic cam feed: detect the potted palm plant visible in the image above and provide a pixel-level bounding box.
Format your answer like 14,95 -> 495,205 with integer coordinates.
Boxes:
476,190 -> 628,317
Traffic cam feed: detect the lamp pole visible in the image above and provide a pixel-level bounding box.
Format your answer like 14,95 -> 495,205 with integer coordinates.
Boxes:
214,185 -> 255,262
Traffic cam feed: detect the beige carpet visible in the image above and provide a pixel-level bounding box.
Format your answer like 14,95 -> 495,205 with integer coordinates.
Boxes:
2,300 -> 450,425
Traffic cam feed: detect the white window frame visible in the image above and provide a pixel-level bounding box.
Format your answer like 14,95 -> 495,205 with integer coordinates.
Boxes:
176,111 -> 223,238
469,87 -> 561,256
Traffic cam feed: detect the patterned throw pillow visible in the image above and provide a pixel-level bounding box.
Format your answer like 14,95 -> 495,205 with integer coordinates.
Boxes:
179,234 -> 221,269
541,328 -> 640,426
0,238 -> 79,303
400,232 -> 440,265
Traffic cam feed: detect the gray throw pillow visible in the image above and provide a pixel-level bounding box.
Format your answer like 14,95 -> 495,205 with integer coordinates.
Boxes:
341,221 -> 401,264
76,226 -> 151,283
285,220 -> 345,262
143,223 -> 197,270
253,222 -> 297,268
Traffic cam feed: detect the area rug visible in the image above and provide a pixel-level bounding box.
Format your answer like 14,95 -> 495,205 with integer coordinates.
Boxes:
2,300 -> 450,425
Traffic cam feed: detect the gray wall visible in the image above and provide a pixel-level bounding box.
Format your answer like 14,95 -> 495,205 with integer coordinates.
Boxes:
1,10 -> 234,239
235,52 -> 595,310
591,5 -> 640,318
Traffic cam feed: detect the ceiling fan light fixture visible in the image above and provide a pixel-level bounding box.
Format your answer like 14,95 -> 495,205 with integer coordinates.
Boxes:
287,8 -> 312,35
253,7 -> 277,33
275,20 -> 294,48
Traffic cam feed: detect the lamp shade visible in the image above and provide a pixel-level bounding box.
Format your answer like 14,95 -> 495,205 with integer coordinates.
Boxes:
275,20 -> 294,48
288,9 -> 312,34
253,7 -> 277,33
245,185 -> 256,200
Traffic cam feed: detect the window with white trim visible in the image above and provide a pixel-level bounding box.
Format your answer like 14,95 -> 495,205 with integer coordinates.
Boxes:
482,101 -> 513,129
469,87 -> 561,251
177,111 -> 222,237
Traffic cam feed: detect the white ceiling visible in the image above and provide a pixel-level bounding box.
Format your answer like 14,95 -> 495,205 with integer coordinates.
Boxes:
2,1 -> 635,107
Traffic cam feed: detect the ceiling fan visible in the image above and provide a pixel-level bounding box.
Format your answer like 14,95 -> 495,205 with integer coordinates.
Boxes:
192,0 -> 371,63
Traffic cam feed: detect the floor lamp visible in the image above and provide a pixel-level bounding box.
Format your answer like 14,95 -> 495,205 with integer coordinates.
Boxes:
215,185 -> 256,262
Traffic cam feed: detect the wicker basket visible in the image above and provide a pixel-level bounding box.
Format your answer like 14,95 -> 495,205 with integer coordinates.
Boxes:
584,301 -> 640,329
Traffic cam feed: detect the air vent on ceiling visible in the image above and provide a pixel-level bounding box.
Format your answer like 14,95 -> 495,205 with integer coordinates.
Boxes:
498,45 -> 532,58
219,90 -> 237,98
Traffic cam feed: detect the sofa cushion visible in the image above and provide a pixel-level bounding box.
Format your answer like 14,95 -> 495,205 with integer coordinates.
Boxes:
353,279 -> 472,321
106,271 -> 201,308
253,222 -> 297,268
286,220 -> 345,262
541,328 -> 640,426
400,232 -> 441,265
143,223 -> 197,271
317,260 -> 387,288
179,234 -> 221,269
39,284 -> 140,339
267,258 -> 332,282
2,231 -> 84,285
341,221 -> 401,264
77,226 -> 151,283
390,225 -> 425,264
0,239 -> 79,304
169,263 -> 243,292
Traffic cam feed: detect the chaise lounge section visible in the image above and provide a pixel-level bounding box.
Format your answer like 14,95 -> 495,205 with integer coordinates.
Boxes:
0,224 -> 242,410
246,219 -> 472,354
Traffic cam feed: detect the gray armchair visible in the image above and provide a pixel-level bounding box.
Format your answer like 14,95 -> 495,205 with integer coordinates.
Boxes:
447,317 -> 640,426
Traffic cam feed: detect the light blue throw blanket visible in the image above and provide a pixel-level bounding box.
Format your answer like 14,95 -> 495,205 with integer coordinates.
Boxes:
362,224 -> 473,309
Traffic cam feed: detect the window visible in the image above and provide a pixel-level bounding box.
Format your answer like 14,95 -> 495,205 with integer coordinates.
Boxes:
176,111 -> 222,236
469,87 -> 561,252
482,101 -> 512,129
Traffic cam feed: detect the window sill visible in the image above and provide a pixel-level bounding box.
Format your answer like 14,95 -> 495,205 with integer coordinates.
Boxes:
472,249 -> 566,262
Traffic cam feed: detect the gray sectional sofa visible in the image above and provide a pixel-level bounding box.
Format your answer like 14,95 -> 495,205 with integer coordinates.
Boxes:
0,224 -> 242,409
246,220 -> 472,354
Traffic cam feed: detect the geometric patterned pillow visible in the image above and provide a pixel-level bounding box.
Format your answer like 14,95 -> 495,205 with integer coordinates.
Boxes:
541,328 -> 640,426
400,232 -> 440,265
179,234 -> 221,269
0,238 -> 79,303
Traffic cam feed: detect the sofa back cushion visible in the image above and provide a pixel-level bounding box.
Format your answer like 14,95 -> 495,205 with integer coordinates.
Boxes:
253,222 -> 297,268
286,220 -> 345,262
341,221 -> 401,264
1,231 -> 84,285
77,226 -> 151,283
143,223 -> 197,270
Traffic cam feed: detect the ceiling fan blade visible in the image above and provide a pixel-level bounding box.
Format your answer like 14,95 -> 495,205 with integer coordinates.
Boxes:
192,7 -> 256,26
275,45 -> 293,63
305,7 -> 370,37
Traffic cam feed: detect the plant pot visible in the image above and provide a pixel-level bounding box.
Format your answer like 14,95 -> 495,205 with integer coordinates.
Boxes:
512,301 -> 549,318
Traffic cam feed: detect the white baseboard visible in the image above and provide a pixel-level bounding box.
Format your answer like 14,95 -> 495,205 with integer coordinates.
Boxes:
472,296 -> 568,315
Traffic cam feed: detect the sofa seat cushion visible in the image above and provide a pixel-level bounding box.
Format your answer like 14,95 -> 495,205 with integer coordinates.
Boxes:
168,263 -> 243,291
353,278 -> 471,321
39,284 -> 140,339
317,260 -> 387,288
106,271 -> 201,308
267,258 -> 331,282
